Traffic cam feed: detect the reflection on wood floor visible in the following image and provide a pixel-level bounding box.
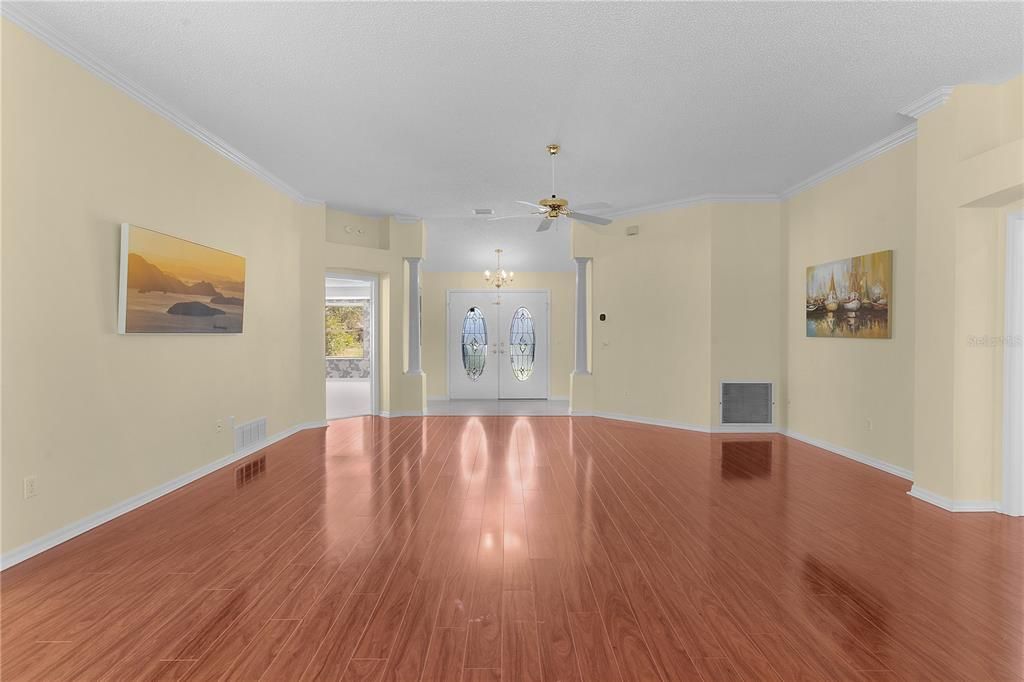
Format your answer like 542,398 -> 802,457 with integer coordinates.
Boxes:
2,416 -> 1021,681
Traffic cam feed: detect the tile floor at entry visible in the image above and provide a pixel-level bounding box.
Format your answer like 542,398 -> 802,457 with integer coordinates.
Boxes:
327,379 -> 372,420
1,415 -> 1020,681
427,399 -> 570,416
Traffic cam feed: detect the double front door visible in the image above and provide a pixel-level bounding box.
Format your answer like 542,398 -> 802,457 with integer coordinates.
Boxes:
448,290 -> 549,399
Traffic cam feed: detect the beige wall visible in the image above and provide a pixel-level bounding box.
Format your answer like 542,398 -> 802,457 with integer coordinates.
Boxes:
325,210 -> 389,250
784,142 -> 918,471
421,271 -> 575,399
320,210 -> 427,416
573,203 -> 785,429
710,203 -> 786,427
779,76 -> 1022,501
1,22 -> 322,553
574,206 -> 714,427
914,76 -> 1024,503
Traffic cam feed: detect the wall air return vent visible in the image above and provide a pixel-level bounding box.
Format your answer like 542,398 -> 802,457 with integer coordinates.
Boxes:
234,417 -> 267,453
720,382 -> 774,425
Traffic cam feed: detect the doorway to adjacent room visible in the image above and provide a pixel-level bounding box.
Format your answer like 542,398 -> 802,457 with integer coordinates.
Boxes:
325,273 -> 377,419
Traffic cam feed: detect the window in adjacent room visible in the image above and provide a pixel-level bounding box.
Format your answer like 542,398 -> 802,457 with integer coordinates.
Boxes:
325,302 -> 366,358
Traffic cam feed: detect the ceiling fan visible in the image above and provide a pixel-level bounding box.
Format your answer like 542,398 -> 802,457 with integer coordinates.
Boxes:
488,144 -> 613,232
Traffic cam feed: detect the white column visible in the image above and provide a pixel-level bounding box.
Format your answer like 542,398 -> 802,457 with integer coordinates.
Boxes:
573,257 -> 591,375
405,257 -> 423,374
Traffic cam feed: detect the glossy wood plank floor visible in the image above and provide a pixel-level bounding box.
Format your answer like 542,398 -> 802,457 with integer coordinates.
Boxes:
3,416 -> 1022,681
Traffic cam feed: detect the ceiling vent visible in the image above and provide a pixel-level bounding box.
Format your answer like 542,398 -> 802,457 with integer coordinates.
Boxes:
473,208 -> 494,216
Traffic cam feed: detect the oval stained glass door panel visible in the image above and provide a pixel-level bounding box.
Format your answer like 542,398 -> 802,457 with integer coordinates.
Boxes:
509,306 -> 536,381
461,307 -> 487,380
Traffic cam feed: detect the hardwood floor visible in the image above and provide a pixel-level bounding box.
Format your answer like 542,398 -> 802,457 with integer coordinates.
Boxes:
2,416 -> 1022,681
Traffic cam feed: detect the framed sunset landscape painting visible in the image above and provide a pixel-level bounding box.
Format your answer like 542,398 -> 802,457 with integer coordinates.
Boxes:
118,224 -> 246,334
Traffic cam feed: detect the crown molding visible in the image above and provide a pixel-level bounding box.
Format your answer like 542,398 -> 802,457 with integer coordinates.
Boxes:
2,4 -> 323,207
897,86 -> 954,119
779,123 -> 917,200
603,193 -> 780,220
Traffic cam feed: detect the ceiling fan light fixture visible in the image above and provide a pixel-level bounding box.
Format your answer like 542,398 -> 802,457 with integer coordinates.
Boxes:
490,144 -> 611,232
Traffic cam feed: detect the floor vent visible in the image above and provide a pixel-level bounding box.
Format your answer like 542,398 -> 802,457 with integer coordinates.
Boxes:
236,455 -> 266,487
234,417 -> 267,453
721,382 -> 774,425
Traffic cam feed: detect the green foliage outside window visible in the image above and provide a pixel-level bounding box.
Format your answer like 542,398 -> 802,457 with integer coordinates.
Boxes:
326,304 -> 365,358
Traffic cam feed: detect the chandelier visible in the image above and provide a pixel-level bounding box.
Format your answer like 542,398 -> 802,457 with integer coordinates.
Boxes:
484,248 -> 514,288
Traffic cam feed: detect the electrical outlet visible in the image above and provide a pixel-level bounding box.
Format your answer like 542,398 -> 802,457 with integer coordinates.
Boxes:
216,419 -> 224,433
23,476 -> 38,499
866,417 -> 874,431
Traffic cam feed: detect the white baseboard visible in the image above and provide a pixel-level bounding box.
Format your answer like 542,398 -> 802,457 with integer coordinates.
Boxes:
591,411 -> 712,433
0,419 -> 328,571
575,416 -> 1000,514
907,485 -> 1000,512
712,424 -> 780,434
428,397 -> 568,404
580,411 -> 780,435
783,429 -> 913,480
575,415 -> 913,485
379,410 -> 424,418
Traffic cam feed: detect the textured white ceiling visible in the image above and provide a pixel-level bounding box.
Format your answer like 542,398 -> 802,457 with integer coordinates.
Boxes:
425,216 -> 577,273
9,2 -> 1023,272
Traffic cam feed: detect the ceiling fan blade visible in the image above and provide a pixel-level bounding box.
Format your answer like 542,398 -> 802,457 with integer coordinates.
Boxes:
573,201 -> 612,212
515,200 -> 545,210
536,217 -> 553,232
487,213 -> 541,222
570,212 -> 613,226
